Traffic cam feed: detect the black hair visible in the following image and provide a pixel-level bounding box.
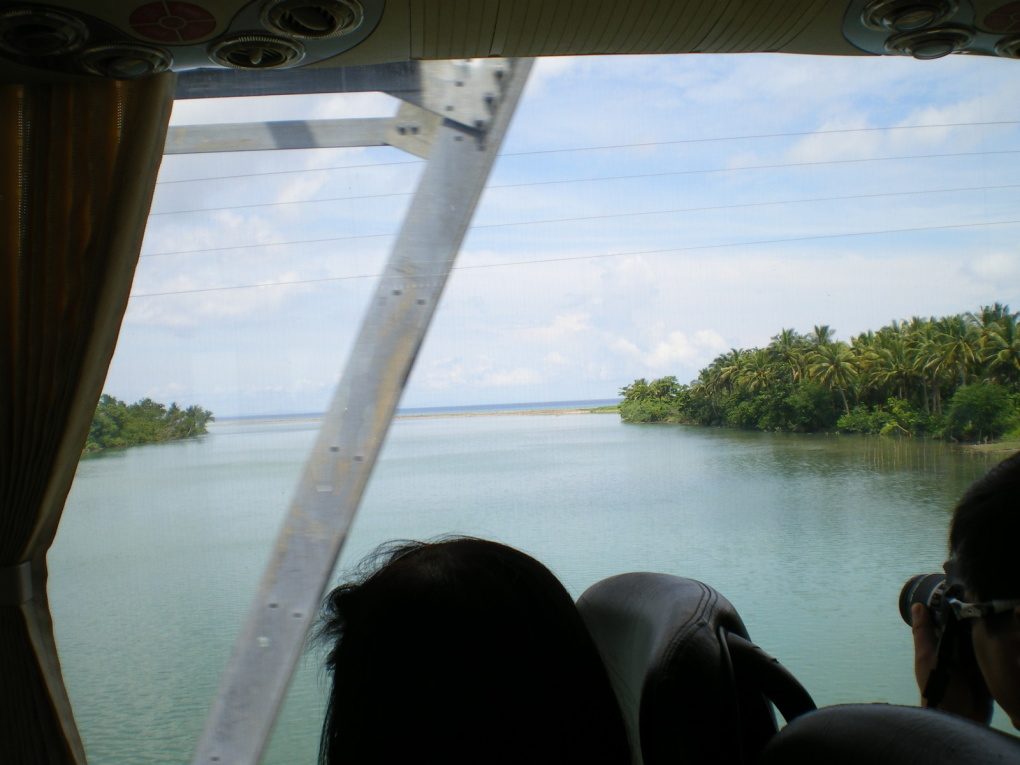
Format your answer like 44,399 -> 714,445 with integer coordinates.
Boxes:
949,451 -> 1020,603
316,536 -> 631,765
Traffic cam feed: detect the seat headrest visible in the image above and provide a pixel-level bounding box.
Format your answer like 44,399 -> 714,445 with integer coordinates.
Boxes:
758,703 -> 1020,763
578,572 -> 788,765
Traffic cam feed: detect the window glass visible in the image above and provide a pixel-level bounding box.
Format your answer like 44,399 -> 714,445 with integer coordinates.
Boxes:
50,53 -> 1020,764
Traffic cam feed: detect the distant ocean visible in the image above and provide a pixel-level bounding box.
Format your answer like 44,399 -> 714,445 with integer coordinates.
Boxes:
218,398 -> 622,422
398,398 -> 621,415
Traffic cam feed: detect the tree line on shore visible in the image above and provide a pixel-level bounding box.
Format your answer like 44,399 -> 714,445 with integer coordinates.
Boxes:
85,394 -> 214,452
619,303 -> 1020,442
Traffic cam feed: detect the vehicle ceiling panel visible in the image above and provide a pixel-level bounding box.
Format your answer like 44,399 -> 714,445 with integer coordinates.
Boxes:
6,0 -> 990,86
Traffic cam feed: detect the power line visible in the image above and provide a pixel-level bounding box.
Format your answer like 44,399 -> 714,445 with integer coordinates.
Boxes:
156,158 -> 423,185
150,188 -> 413,216
140,182 -> 1020,259
473,182 -> 1020,230
504,120 -> 1020,156
130,218 -> 1020,298
143,232 -> 391,258
489,149 -> 1020,191
148,148 -> 1020,218
154,119 -> 1020,186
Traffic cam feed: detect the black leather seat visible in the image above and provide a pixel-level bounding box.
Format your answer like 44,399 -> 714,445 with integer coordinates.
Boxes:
758,703 -> 1020,763
577,573 -> 815,765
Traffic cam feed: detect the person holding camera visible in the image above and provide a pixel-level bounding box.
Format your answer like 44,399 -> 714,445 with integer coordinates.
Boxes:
909,450 -> 1020,729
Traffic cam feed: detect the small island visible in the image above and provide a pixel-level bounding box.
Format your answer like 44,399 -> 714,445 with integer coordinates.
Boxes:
619,304 -> 1020,444
85,394 -> 214,453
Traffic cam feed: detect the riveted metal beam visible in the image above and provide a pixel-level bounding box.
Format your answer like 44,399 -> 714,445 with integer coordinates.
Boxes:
190,57 -> 532,765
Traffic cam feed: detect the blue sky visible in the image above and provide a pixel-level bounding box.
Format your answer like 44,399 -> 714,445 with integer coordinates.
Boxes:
106,53 -> 1020,416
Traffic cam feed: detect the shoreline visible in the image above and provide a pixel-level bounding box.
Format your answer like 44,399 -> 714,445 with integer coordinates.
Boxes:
216,407 -> 616,426
398,407 -> 605,419
963,438 -> 1020,453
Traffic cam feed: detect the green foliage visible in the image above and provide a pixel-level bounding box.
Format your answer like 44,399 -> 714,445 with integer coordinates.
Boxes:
619,378 -> 690,422
837,398 -> 929,436
779,382 -> 840,432
944,383 -> 1018,442
619,398 -> 677,423
837,406 -> 887,435
618,303 -> 1020,441
84,394 -> 214,453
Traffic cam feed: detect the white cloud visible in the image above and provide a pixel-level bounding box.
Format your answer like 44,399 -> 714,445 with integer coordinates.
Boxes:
525,57 -> 587,97
784,115 -> 885,164
610,329 -> 727,370
480,367 -> 544,387
126,270 -> 315,329
968,252 -> 1020,282
142,382 -> 187,401
418,357 -> 543,390
169,92 -> 395,126
522,313 -> 591,341
275,174 -> 330,206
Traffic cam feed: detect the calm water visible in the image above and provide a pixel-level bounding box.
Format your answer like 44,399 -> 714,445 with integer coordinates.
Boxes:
49,412 -> 1012,763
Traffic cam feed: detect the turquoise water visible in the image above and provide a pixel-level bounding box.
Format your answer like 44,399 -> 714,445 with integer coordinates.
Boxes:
49,411 -> 1012,763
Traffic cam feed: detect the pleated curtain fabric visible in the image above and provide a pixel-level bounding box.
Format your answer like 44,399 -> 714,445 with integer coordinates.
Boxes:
0,72 -> 176,764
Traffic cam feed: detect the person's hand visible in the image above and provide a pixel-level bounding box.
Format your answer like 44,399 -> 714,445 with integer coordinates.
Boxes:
911,603 -> 939,699
911,603 -> 993,724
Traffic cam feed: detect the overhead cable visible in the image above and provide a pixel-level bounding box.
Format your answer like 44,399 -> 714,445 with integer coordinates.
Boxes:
154,119 -> 1020,186
149,148 -> 1020,218
140,182 -> 1020,259
130,218 -> 1020,298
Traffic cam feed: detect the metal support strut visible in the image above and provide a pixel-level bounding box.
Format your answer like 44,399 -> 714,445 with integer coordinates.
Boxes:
190,58 -> 533,765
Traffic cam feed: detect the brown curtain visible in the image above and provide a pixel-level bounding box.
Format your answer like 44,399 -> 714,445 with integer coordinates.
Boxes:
0,72 -> 176,764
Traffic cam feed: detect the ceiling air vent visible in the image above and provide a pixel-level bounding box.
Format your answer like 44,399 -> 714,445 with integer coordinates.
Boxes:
261,0 -> 363,38
885,26 -> 973,58
861,0 -> 958,33
78,43 -> 172,79
0,6 -> 88,57
209,33 -> 304,68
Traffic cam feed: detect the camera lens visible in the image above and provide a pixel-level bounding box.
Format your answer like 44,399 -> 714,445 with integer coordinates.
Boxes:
899,573 -> 945,625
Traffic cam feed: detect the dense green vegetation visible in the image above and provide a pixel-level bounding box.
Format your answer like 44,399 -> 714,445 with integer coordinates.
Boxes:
85,394 -> 214,452
619,304 -> 1020,443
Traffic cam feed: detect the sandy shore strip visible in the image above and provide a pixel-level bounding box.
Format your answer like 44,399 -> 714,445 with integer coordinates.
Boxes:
397,407 -> 608,419
216,407 -> 617,426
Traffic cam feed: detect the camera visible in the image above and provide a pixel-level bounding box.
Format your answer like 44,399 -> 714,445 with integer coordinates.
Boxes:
899,562 -> 977,709
899,572 -> 958,637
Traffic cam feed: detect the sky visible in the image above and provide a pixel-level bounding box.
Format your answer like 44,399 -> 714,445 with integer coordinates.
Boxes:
106,52 -> 1020,417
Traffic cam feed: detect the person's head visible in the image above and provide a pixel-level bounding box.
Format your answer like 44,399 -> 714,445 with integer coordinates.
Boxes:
317,536 -> 630,765
949,451 -> 1020,727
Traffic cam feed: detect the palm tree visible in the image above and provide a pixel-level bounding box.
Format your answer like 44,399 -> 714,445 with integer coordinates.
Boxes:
806,342 -> 858,415
968,302 -> 1013,331
739,349 -> 773,394
982,307 -> 1020,388
870,332 -> 914,401
696,365 -> 723,397
715,348 -> 748,394
648,376 -> 680,400
807,324 -> 835,347
619,378 -> 650,401
769,328 -> 805,382
851,330 -> 883,403
926,314 -> 979,388
903,316 -> 938,413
